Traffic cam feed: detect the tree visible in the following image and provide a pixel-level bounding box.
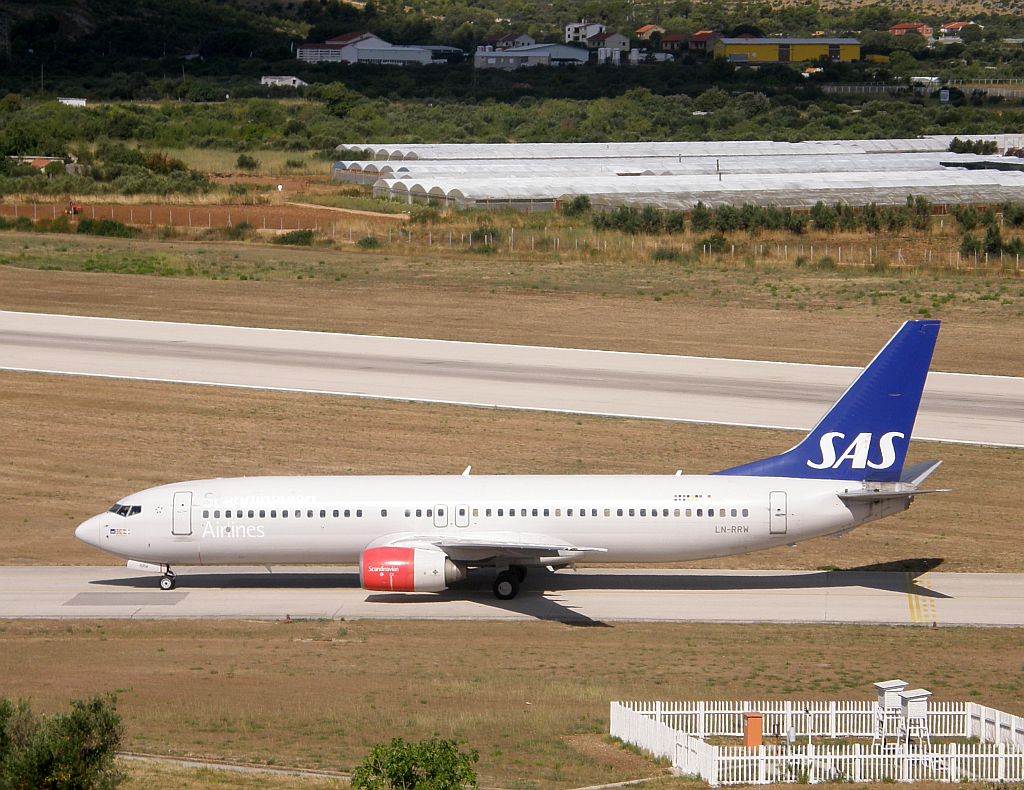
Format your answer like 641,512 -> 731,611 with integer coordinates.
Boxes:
0,695 -> 125,789
351,737 -> 479,790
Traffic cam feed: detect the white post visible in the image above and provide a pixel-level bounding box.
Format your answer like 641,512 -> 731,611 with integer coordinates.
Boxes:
830,701 -> 837,738
698,700 -> 706,739
998,741 -> 1006,781
948,742 -> 958,782
758,745 -> 766,784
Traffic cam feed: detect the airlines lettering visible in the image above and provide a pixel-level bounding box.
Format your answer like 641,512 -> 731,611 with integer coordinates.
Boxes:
806,431 -> 904,470
201,522 -> 265,539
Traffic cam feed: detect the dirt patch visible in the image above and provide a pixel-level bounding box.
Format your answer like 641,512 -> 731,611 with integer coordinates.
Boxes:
563,734 -> 667,777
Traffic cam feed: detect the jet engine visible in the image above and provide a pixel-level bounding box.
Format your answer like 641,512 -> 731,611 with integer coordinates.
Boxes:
360,546 -> 466,593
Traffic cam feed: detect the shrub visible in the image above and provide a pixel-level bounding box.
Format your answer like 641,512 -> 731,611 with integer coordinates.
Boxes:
953,205 -> 979,231
689,201 -> 713,232
273,229 -> 314,245
77,218 -> 139,238
562,195 -> 591,216
223,221 -> 253,240
696,233 -> 728,254
357,235 -> 381,249
0,695 -> 125,789
36,215 -> 72,233
236,153 -> 261,171
284,158 -> 306,169
351,737 -> 478,790
652,247 -> 682,261
960,232 -> 982,256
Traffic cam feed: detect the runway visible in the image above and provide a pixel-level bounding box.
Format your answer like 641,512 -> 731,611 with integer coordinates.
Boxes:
2,566 -> 1021,626
1,311 -> 1021,447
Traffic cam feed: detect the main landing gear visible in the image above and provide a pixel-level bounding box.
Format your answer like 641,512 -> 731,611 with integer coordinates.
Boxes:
159,568 -> 176,591
492,565 -> 527,600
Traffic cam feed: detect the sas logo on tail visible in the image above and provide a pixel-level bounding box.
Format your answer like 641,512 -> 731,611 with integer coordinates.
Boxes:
806,431 -> 905,470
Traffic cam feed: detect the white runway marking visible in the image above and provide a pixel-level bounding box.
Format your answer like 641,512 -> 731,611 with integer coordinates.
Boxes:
1,311 -> 1021,447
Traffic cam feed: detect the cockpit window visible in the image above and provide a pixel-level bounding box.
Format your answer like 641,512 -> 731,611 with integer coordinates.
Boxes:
108,504 -> 142,517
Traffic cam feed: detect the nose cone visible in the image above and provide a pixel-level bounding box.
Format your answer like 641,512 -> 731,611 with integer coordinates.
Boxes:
75,517 -> 99,548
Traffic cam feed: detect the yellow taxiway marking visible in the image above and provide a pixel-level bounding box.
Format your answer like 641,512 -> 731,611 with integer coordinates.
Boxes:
906,572 -> 938,625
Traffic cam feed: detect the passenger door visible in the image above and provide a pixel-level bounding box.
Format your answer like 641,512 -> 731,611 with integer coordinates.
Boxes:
172,491 -> 193,536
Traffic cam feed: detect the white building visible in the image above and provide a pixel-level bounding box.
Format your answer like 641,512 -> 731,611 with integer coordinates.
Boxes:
565,21 -> 605,44
475,43 -> 589,70
296,31 -> 435,66
57,97 -> 86,107
261,76 -> 309,88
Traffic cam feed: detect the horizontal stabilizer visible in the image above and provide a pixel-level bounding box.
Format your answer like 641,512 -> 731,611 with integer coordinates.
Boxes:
838,488 -> 950,502
900,460 -> 943,487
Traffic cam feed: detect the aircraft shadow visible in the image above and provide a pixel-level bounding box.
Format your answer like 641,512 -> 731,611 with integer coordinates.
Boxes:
90,557 -> 949,626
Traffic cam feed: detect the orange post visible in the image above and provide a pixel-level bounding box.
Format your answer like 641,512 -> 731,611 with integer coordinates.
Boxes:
743,712 -> 763,749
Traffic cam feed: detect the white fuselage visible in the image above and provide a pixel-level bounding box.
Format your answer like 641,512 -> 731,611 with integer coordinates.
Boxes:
75,474 -> 894,568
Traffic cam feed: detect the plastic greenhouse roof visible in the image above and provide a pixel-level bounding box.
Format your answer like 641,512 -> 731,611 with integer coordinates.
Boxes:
337,135 -> 1024,161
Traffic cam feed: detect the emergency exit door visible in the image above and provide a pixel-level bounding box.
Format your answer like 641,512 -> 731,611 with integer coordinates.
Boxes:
172,491 -> 193,535
769,491 -> 787,535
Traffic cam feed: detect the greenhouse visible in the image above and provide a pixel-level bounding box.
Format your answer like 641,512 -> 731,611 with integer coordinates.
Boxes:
340,135 -> 1024,210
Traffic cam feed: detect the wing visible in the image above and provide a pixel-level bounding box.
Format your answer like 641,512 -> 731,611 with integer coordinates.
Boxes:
370,531 -> 607,565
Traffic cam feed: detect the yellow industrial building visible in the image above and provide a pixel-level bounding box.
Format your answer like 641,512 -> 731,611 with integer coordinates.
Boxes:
713,37 -> 860,64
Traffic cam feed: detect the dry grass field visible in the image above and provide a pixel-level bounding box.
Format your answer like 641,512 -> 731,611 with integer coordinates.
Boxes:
1,371 -> 1019,571
0,619 -> 1019,788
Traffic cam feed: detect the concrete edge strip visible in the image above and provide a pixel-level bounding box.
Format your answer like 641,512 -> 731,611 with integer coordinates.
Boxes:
2,366 -> 1019,449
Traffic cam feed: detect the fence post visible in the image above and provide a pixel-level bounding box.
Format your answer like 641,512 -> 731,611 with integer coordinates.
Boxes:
998,741 -> 1006,781
948,742 -> 958,782
853,744 -> 861,783
698,700 -> 706,739
656,700 -> 664,726
807,742 -> 814,784
830,701 -> 837,738
758,745 -> 767,784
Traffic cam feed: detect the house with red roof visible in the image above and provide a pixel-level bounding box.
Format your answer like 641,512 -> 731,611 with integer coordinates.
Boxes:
587,30 -> 629,51
634,24 -> 666,41
940,21 -> 979,35
688,30 -> 721,52
661,33 -> 688,52
889,23 -> 934,40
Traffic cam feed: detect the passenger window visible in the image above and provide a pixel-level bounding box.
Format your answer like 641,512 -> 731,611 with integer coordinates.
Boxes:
381,509 -> 387,517
258,510 -> 265,518
544,508 -> 550,517
604,508 -> 610,517
719,508 -> 725,517
709,510 -> 715,518
555,509 -> 561,516
472,508 -> 478,517
203,510 -> 209,518
485,508 -> 492,517
697,509 -> 702,517
742,508 -> 749,517
356,509 -> 363,517
214,510 -> 221,518
731,508 -> 737,517
248,510 -> 254,518
416,509 -> 423,517
405,509 -> 411,517
520,508 -> 526,516
306,509 -> 313,518
629,509 -> 635,517
592,509 -> 597,516
318,509 -> 325,518
617,509 -> 623,516
333,510 -> 339,518
651,509 -> 657,517
426,509 -> 432,517
568,508 -> 573,516
532,508 -> 538,517
344,509 -> 351,517
271,510 -> 277,518
509,509 -> 515,518
640,509 -> 647,517
686,509 -> 692,517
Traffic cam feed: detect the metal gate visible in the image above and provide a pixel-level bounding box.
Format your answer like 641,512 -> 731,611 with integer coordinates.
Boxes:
172,491 -> 193,536
769,491 -> 788,535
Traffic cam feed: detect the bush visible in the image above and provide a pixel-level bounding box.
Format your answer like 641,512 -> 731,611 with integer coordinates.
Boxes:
960,232 -> 982,256
284,158 -> 306,169
652,247 -> 682,261
690,201 -> 713,232
0,695 -> 125,789
236,153 -> 261,171
0,216 -> 34,231
223,221 -> 253,240
562,195 -> 591,217
696,233 -> 728,254
357,235 -> 381,249
77,218 -> 139,238
273,229 -> 314,245
351,737 -> 478,790
36,215 -> 72,233
949,137 -> 998,155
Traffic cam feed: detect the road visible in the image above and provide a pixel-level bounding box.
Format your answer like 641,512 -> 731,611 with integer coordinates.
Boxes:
2,566 -> 1021,626
1,311 -> 1021,447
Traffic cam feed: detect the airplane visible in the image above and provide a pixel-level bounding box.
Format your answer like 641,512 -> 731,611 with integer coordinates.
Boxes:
75,320 -> 945,600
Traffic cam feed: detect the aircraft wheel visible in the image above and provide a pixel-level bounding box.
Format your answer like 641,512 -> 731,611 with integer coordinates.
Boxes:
159,575 -> 176,591
511,565 -> 527,583
492,570 -> 520,600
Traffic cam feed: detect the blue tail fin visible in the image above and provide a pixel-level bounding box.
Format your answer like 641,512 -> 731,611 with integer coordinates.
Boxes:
716,320 -> 940,482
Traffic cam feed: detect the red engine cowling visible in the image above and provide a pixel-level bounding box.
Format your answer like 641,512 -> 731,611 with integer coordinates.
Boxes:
360,546 -> 466,593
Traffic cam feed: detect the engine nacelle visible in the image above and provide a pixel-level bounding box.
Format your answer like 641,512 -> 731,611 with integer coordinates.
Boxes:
360,546 -> 466,593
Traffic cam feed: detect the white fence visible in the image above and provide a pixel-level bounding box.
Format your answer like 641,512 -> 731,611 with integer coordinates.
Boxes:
611,701 -> 1024,786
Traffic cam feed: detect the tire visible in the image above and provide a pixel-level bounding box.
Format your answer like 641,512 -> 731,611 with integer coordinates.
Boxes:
492,570 -> 520,600
159,576 -> 176,591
